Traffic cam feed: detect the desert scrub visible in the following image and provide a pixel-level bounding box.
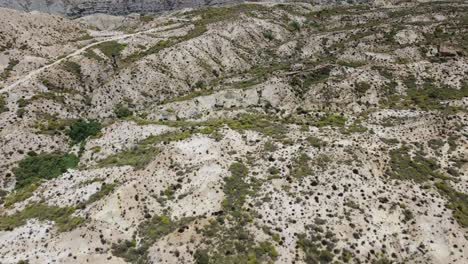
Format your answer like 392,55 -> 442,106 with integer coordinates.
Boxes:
94,41 -> 127,58
112,215 -> 195,263
223,162 -> 251,215
386,80 -> 468,112
296,222 -> 352,264
263,140 -> 278,152
297,233 -> 335,263
41,78 -> 66,92
164,89 -> 213,104
435,181 -> 468,228
354,81 -> 371,97
404,81 -> 468,111
84,49 -> 104,61
98,146 -> 160,169
263,30 -> 274,41
2,183 -> 38,207
289,20 -> 301,31
343,119 -> 368,134
312,154 -> 332,170
13,152 -> 79,189
129,4 -> 269,62
61,60 -> 81,78
114,103 -> 133,118
125,40 -> 173,63
132,114 -> 287,139
307,136 -> 326,149
428,139 -> 444,150
226,113 -> 288,139
195,162 -> 278,263
0,59 -> 19,80
0,94 -> 8,113
180,3 -> 271,45
79,183 -> 117,208
99,130 -> 190,169
141,130 -> 191,145
291,153 -> 313,178
337,59 -> 367,68
290,66 -> 332,96
315,113 -> 347,127
387,146 -> 449,183
139,15 -> 154,23
35,116 -> 75,135
0,203 -> 83,232
24,92 -> 66,107
68,119 -> 102,143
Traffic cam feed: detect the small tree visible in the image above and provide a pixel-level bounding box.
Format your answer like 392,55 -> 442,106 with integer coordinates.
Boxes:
68,119 -> 102,143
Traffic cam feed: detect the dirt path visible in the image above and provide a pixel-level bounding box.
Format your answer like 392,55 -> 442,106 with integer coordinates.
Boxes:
0,27 -> 164,94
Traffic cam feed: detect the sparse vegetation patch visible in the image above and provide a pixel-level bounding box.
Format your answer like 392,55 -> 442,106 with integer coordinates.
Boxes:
13,152 -> 79,189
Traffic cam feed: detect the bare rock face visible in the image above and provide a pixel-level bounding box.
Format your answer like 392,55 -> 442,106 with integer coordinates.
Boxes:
0,0 -> 244,16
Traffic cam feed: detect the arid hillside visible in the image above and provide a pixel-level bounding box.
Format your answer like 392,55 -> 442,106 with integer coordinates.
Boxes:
0,1 -> 467,264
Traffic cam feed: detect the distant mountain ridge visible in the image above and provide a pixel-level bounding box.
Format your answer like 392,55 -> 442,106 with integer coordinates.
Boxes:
0,0 -> 373,16
0,0 -> 245,16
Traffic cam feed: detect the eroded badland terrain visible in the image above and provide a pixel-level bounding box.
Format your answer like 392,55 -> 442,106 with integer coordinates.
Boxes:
0,1 -> 467,263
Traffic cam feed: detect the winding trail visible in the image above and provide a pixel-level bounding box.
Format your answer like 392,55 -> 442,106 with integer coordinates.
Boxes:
0,26 -> 169,94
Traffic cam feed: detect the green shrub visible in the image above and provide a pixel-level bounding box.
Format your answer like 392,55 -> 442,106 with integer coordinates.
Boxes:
223,163 -> 251,215
84,49 -> 104,62
386,79 -> 468,112
36,117 -> 76,135
3,184 -> 38,207
337,59 -> 367,68
139,215 -> 181,241
307,136 -> 325,148
98,146 -> 160,169
94,41 -> 127,58
0,203 -> 83,232
125,40 -> 173,63
263,141 -> 278,152
0,94 -> 8,113
165,89 -> 212,103
291,153 -> 313,178
68,119 -> 102,143
312,154 -> 332,170
194,249 -> 210,264
81,183 -> 117,206
62,61 -> 81,78
315,113 -> 347,127
0,59 -> 19,80
112,215 -> 195,263
263,30 -> 274,41
343,120 -> 368,134
140,15 -> 154,23
226,114 -> 287,139
355,81 -> 371,96
297,233 -> 336,264
193,161 -> 276,264
114,103 -> 133,118
289,20 -> 301,31
141,131 -> 191,145
387,146 -> 448,183
435,182 -> 468,228
297,66 -> 332,90
13,152 -> 79,189
99,130 -> 192,170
